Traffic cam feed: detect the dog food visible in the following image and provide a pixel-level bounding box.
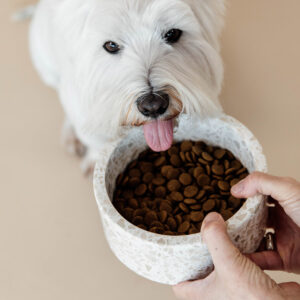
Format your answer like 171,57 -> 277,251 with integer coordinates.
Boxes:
113,141 -> 248,236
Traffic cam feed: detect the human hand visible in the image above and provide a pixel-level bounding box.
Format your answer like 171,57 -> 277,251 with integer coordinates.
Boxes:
231,172 -> 300,274
173,173 -> 300,300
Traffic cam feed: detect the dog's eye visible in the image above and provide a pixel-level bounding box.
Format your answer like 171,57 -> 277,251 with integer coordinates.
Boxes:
164,29 -> 182,44
103,41 -> 120,54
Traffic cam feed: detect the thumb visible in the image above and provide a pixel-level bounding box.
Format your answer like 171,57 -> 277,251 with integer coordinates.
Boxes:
202,212 -> 244,275
231,172 -> 300,227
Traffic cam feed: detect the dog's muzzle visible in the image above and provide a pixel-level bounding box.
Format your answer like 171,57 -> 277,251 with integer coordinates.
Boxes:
137,92 -> 169,118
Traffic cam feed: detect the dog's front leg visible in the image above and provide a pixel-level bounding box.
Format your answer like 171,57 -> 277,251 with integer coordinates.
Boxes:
61,118 -> 87,158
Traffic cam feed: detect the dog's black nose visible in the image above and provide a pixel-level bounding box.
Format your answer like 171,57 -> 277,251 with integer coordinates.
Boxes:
137,93 -> 169,118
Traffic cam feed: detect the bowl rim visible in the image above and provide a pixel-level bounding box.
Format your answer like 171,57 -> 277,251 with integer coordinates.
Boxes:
93,114 -> 268,246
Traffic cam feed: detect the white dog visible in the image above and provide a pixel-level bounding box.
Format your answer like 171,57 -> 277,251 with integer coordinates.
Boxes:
29,0 -> 225,172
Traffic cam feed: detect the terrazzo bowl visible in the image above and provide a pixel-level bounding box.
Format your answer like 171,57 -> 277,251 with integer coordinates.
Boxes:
93,114 -> 268,285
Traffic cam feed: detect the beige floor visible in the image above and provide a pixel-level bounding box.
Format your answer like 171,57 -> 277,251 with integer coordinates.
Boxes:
1,1 -> 299,299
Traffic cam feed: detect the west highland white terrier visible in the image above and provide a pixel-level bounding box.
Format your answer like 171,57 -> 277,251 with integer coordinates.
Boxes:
29,0 -> 225,173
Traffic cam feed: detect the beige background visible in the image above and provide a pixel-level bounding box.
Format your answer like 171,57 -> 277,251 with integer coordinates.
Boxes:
1,0 -> 299,299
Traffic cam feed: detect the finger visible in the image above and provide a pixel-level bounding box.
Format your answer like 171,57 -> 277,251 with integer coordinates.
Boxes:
246,251 -> 283,271
231,172 -> 300,226
202,212 -> 242,274
231,172 -> 300,202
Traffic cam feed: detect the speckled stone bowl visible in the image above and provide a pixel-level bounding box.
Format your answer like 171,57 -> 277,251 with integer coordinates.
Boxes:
93,114 -> 268,285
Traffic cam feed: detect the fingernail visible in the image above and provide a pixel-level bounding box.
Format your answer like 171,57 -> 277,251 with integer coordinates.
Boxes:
231,179 -> 246,195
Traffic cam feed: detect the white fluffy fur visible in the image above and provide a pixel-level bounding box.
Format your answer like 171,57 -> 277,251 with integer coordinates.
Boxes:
29,0 -> 225,170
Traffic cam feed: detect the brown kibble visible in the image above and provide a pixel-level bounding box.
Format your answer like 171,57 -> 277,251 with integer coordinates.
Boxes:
170,155 -> 182,167
128,160 -> 138,169
225,168 -> 236,176
190,211 -> 204,222
179,173 -> 193,185
159,201 -> 173,213
197,174 -> 210,186
202,152 -> 214,162
239,173 -> 248,180
135,184 -> 147,196
170,191 -> 184,202
190,204 -> 202,210
225,174 -> 234,181
212,164 -> 224,176
155,186 -> 167,198
167,217 -> 177,231
184,198 -> 197,205
196,222 -> 203,231
224,160 -> 230,170
203,199 -> 216,212
191,152 -> 197,162
218,181 -> 230,191
123,189 -> 134,199
175,214 -> 183,226
173,206 -> 180,214
150,221 -> 164,229
207,146 -> 214,153
154,156 -> 166,167
166,168 -> 180,180
179,203 -> 189,213
129,168 -> 141,178
123,208 -> 134,220
189,228 -> 199,234
116,173 -> 124,185
185,152 -> 193,163
144,211 -> 158,226
193,166 -> 205,178
179,152 -> 186,162
196,190 -> 206,200
214,149 -> 226,159
149,227 -> 164,234
128,198 -> 139,209
132,216 -> 143,225
168,146 -> 179,156
137,224 -> 147,230
183,215 -> 191,222
192,145 -> 202,156
221,209 -> 233,221
228,196 -> 241,209
152,176 -> 166,185
161,165 -> 173,177
178,221 -> 190,233
167,179 -> 181,192
128,177 -> 140,187
226,150 -> 234,160
164,231 -> 175,236
236,168 -> 247,175
230,178 -> 240,187
231,160 -> 242,170
203,185 -> 214,193
140,162 -> 153,173
184,186 -> 199,198
206,165 -> 211,176
181,141 -> 193,152
158,210 -> 168,223
133,208 -> 148,218
142,172 -> 154,183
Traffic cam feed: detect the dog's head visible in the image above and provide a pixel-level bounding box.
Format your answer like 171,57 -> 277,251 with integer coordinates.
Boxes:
58,0 -> 225,151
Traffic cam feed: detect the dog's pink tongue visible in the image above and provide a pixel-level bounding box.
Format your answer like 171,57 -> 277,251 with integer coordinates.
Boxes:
143,119 -> 173,152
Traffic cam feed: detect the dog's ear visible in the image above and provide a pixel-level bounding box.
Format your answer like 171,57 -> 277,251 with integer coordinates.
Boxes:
185,0 -> 226,48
